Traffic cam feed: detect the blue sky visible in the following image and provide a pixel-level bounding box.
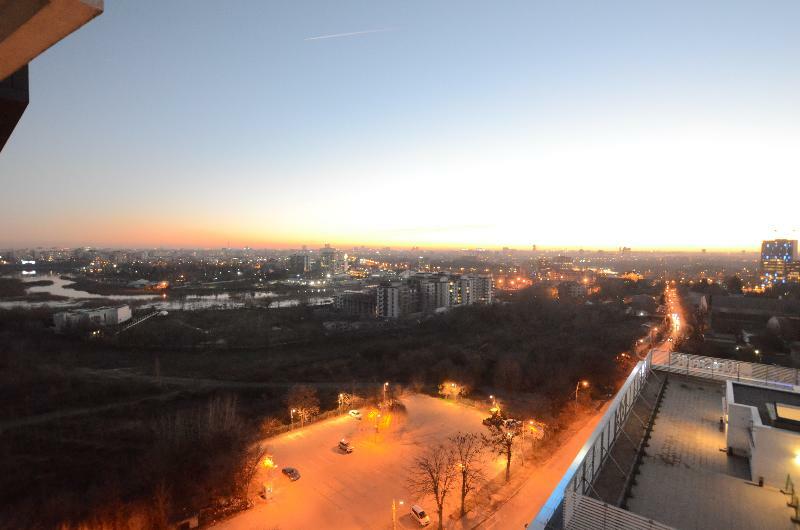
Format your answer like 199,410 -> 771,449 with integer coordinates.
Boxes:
1,1 -> 799,249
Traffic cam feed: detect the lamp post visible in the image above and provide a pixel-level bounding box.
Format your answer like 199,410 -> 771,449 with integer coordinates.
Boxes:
392,498 -> 404,530
383,381 -> 389,404
575,380 -> 589,403
290,408 -> 296,429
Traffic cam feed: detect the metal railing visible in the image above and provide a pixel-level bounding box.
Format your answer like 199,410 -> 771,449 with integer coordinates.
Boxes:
529,357 -> 652,529
781,474 -> 800,524
651,349 -> 799,390
563,492 -> 674,530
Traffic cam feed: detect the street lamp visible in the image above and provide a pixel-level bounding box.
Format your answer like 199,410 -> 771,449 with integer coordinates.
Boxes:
290,408 -> 297,429
383,381 -> 389,403
392,498 -> 404,530
575,380 -> 589,403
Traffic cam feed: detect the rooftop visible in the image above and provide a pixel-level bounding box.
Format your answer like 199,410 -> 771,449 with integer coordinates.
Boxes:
732,381 -> 800,430
625,374 -> 794,530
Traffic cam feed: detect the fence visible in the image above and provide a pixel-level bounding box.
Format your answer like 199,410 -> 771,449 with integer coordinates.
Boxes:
261,395 -> 377,438
651,349 -> 799,390
563,492 -> 675,530
782,474 -> 800,524
529,357 -> 652,529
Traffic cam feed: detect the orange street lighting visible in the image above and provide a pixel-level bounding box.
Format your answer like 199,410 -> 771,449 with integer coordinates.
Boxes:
575,380 -> 589,402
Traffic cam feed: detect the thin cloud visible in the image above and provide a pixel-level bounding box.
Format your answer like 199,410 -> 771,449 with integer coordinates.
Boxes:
304,28 -> 395,41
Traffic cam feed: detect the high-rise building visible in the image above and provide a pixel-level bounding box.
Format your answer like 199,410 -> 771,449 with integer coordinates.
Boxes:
334,290 -> 376,317
319,244 -> 335,271
407,273 -> 451,313
289,254 -> 309,275
448,273 -> 494,306
319,244 -> 348,275
760,239 -> 798,285
473,274 -> 494,304
376,281 -> 405,319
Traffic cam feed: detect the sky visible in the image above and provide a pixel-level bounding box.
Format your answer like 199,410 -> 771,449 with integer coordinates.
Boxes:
1,0 -> 799,250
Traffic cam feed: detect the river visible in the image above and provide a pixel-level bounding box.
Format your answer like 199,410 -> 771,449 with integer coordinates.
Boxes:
0,273 -> 333,311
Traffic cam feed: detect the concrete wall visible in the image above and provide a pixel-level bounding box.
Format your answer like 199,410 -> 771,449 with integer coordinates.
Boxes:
725,381 -> 762,456
116,305 -> 132,324
726,402 -> 759,457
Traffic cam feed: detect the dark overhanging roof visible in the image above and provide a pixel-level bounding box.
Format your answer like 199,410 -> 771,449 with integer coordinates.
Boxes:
0,0 -> 103,153
0,66 -> 29,152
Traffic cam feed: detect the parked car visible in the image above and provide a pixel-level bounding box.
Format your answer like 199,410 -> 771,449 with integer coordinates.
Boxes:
281,467 -> 301,481
348,409 -> 362,420
338,439 -> 354,453
411,505 -> 431,526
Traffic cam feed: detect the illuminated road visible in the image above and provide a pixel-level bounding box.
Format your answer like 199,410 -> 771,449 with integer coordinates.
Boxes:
651,282 -> 688,359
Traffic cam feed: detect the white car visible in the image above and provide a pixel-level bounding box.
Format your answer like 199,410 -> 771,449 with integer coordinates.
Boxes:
338,439 -> 354,453
411,505 -> 431,526
348,409 -> 362,420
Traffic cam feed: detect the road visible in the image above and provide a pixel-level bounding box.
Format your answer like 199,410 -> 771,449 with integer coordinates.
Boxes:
651,283 -> 687,361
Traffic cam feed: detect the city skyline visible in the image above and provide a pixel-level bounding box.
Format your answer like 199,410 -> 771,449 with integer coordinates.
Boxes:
2,1 -> 800,249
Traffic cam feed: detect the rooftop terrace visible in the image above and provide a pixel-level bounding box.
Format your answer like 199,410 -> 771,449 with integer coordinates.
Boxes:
626,374 -> 793,530
532,351 -> 800,530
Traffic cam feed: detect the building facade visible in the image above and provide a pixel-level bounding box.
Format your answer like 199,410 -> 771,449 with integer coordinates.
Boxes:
334,290 -> 376,317
289,254 -> 309,275
760,239 -> 798,285
54,305 -> 132,332
376,281 -> 404,319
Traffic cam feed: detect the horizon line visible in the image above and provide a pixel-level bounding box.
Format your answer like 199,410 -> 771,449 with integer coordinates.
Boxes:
0,243 -> 763,253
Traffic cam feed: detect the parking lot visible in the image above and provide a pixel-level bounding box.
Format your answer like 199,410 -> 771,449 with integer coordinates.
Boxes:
213,393 -> 494,530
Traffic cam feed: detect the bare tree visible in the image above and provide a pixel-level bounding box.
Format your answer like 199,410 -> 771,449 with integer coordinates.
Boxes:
286,384 -> 320,427
234,444 -> 268,504
407,444 -> 458,530
482,423 -> 520,482
449,432 -> 484,517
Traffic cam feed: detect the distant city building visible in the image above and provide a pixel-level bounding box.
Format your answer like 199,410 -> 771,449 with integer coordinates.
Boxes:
319,244 -> 348,275
376,281 -> 405,319
449,273 -> 493,306
54,305 -> 132,332
473,274 -> 494,304
334,290 -> 376,317
409,273 -> 451,313
289,254 -> 310,275
551,255 -> 574,271
557,281 -> 586,299
760,239 -> 798,285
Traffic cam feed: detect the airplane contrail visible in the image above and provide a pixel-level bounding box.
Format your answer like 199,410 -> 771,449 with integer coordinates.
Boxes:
304,28 -> 395,41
